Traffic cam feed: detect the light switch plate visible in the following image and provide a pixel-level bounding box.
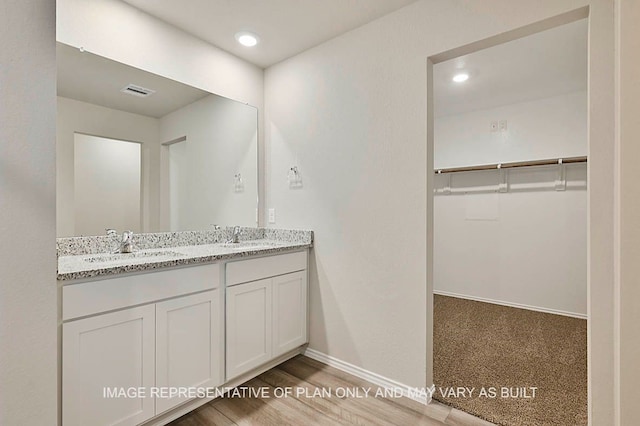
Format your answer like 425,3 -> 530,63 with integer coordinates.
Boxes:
268,208 -> 276,224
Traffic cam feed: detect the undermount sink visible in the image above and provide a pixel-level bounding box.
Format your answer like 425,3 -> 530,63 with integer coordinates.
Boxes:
83,250 -> 186,263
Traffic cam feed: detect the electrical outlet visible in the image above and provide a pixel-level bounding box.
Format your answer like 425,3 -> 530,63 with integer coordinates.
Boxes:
490,121 -> 499,132
268,208 -> 276,224
499,120 -> 508,131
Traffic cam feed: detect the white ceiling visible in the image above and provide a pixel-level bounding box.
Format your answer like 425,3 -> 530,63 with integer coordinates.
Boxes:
60,6 -> 587,118
57,43 -> 210,118
434,19 -> 588,117
121,0 -> 419,68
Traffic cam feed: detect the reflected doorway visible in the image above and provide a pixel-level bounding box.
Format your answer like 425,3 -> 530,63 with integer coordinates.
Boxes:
73,133 -> 141,236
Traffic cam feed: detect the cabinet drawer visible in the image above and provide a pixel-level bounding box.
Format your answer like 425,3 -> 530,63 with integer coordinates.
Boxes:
226,251 -> 307,286
63,263 -> 220,320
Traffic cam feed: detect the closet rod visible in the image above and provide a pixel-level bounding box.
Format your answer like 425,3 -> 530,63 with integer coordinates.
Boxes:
435,156 -> 587,174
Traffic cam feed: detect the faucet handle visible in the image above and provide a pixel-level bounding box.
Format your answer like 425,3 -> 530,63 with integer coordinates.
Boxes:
122,230 -> 133,242
107,229 -> 120,254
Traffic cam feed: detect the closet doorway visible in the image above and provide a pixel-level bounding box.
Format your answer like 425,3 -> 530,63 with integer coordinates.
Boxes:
430,17 -> 588,426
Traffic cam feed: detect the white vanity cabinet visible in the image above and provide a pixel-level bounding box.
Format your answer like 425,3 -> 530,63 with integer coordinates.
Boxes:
61,248 -> 309,426
226,278 -> 273,378
225,251 -> 308,380
63,304 -> 156,426
272,270 -> 308,356
155,290 -> 222,414
62,264 -> 223,426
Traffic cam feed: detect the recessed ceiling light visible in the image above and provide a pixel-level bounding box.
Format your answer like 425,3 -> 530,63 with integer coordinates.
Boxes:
452,73 -> 469,83
235,31 -> 259,47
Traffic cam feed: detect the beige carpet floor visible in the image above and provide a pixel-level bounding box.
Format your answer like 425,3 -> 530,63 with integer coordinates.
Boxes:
433,295 -> 587,426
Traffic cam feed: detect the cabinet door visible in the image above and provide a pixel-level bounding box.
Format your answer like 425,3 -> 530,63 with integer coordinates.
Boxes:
272,271 -> 308,357
63,304 -> 155,426
156,290 -> 222,414
226,279 -> 272,379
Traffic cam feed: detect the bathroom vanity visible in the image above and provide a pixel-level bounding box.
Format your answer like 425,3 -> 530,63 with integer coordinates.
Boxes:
57,228 -> 312,426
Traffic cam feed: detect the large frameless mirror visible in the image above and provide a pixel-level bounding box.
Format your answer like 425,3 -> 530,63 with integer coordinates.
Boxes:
56,42 -> 259,237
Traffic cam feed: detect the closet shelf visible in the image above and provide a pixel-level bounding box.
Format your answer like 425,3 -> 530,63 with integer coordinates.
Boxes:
435,156 -> 587,174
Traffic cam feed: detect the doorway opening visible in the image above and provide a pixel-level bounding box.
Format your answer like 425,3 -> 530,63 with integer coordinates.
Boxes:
73,133 -> 142,236
428,13 -> 588,425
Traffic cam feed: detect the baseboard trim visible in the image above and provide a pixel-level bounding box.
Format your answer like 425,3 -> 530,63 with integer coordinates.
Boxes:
433,290 -> 587,319
303,348 -> 433,405
141,347 -> 305,426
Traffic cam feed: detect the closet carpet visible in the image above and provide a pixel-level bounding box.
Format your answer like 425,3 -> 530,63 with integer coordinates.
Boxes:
433,294 -> 587,426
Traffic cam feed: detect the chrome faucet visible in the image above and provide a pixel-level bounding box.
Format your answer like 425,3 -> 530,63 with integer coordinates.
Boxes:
119,231 -> 134,253
107,229 -> 134,253
228,226 -> 242,244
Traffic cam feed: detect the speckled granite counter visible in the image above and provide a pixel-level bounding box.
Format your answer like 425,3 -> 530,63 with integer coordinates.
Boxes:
57,228 -> 313,281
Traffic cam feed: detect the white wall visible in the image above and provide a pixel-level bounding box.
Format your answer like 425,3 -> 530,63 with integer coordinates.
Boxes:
57,96 -> 160,236
435,91 -> 587,168
434,166 -> 587,317
616,0 -> 640,423
264,3 -> 615,419
160,95 -> 258,229
0,1 -> 57,424
434,91 -> 587,317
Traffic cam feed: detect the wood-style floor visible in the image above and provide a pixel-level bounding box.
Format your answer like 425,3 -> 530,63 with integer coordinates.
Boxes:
169,355 -> 493,426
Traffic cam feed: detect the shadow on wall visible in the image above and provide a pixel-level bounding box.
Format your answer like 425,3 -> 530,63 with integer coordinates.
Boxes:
307,244 -> 361,365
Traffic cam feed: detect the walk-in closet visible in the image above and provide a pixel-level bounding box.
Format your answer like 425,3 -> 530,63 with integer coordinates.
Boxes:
432,18 -> 588,426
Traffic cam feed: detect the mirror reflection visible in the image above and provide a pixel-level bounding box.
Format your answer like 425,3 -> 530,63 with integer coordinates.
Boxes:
56,42 -> 258,237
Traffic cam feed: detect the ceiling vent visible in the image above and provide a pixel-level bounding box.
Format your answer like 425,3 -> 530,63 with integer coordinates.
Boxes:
120,84 -> 155,98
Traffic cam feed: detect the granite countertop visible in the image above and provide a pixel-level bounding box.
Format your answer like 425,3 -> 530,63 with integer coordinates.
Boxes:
57,228 -> 313,281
